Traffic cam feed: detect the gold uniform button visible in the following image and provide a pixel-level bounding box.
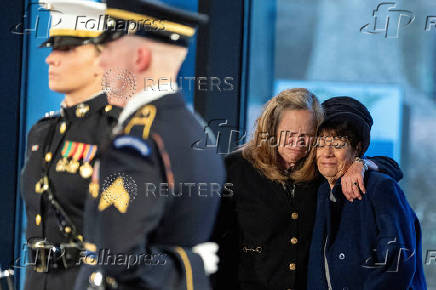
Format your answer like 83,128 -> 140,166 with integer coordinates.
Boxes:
35,214 -> 42,226
89,182 -> 100,199
105,105 -> 112,112
290,237 -> 298,245
289,263 -> 296,271
76,104 -> 90,118
45,152 -> 53,162
35,181 -> 42,194
84,242 -> 97,252
106,276 -> 118,288
60,122 -> 67,134
84,256 -> 97,266
291,212 -> 299,220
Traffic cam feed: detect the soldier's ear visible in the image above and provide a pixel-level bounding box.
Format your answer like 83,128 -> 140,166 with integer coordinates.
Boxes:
135,46 -> 152,73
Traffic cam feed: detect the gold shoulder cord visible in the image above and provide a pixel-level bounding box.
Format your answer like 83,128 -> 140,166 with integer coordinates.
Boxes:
175,247 -> 194,290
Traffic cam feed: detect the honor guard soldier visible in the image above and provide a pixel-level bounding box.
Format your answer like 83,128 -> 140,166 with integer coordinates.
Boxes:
20,1 -> 121,290
74,0 -> 226,289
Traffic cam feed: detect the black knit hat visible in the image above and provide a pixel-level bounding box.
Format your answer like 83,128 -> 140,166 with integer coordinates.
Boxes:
320,96 -> 373,154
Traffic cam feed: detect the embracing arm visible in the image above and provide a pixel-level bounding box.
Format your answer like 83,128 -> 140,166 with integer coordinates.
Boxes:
365,156 -> 403,182
341,156 -> 403,201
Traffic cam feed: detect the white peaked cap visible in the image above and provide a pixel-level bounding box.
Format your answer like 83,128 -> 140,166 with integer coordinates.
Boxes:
39,0 -> 106,47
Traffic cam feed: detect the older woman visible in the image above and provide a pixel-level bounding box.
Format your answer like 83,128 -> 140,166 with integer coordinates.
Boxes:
212,89 -> 403,290
307,97 -> 427,289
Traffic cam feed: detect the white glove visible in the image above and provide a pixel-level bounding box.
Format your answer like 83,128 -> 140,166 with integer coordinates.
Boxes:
192,242 -> 219,275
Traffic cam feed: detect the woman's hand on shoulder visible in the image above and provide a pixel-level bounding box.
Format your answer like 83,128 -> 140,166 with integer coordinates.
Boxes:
341,160 -> 367,202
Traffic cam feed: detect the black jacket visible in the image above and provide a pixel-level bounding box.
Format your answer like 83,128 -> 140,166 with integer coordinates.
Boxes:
211,151 -> 403,290
20,93 -> 121,290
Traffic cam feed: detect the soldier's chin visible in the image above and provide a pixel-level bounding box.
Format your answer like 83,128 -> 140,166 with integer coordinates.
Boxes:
48,83 -> 69,94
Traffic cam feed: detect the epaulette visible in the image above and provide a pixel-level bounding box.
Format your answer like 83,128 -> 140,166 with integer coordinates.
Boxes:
101,104 -> 122,121
36,110 -> 61,124
44,110 -> 60,118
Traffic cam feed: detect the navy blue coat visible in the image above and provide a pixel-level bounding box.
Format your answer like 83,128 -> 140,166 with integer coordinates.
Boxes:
307,171 -> 427,290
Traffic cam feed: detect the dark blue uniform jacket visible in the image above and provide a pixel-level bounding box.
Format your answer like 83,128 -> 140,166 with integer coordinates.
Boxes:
75,92 -> 225,290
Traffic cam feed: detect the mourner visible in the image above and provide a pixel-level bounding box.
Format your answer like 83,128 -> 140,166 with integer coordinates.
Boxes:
307,96 -> 427,289
212,88 -> 403,290
20,1 -> 121,290
74,1 -> 225,289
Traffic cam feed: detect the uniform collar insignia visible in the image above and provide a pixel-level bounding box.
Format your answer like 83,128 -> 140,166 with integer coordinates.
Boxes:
61,92 -> 108,120
115,83 -> 179,133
